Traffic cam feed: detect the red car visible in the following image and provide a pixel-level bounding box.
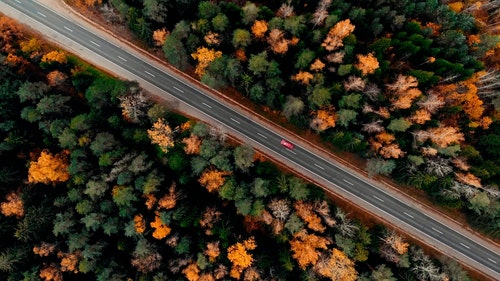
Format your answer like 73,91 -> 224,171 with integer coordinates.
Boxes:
280,139 -> 295,149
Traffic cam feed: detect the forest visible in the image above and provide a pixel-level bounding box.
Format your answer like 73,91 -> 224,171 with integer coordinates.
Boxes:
0,11 -> 476,281
66,0 -> 500,238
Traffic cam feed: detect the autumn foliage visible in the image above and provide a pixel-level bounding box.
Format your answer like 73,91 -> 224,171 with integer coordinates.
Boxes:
354,53 -> 379,76
41,50 -> 67,64
321,19 -> 355,51
28,150 -> 70,185
198,168 -> 231,193
289,229 -> 330,269
294,200 -> 325,233
134,214 -> 147,234
313,248 -> 357,281
150,212 -> 171,239
182,134 -> 202,155
147,118 -> 175,153
310,108 -> 337,132
191,47 -> 222,77
251,20 -> 268,38
0,192 -> 24,218
227,237 -> 257,279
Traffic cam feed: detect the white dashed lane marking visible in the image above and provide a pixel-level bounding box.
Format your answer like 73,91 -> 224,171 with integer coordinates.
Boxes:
90,40 -> 100,47
314,164 -> 325,170
230,118 -> 240,124
173,86 -> 183,93
403,212 -> 414,219
257,133 -> 267,139
117,56 -> 127,62
431,227 -> 443,235
144,70 -> 155,77
64,26 -> 73,32
343,179 -> 354,185
202,102 -> 212,109
37,11 -> 46,17
373,195 -> 384,202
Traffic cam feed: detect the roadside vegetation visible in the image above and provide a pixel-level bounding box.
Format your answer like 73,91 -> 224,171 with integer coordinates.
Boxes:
0,14 -> 475,281
69,0 -> 500,239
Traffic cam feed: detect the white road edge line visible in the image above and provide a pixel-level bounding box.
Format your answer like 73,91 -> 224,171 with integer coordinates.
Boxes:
117,56 -> 127,62
373,195 -> 384,202
488,258 -> 497,264
230,118 -> 240,124
173,86 -> 184,93
314,164 -> 325,170
343,179 -> 354,185
257,132 -> 267,139
460,243 -> 471,249
144,70 -> 155,77
432,227 -> 443,235
63,26 -> 73,32
90,40 -> 100,47
37,11 -> 46,17
403,212 -> 414,219
202,102 -> 212,108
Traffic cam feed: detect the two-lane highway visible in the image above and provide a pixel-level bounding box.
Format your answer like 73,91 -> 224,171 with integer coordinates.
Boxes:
2,0 -> 499,278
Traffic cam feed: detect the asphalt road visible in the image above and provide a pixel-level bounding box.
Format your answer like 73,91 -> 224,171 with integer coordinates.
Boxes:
3,0 -> 499,278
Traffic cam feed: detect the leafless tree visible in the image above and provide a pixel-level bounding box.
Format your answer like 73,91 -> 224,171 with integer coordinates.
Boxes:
425,157 -> 453,177
277,2 -> 294,18
344,75 -> 366,92
362,120 -> 384,134
363,82 -> 381,101
267,198 -> 291,221
311,0 -> 332,28
418,92 -> 445,113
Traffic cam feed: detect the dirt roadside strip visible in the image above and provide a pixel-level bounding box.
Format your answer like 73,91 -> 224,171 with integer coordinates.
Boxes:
2,0 -> 499,278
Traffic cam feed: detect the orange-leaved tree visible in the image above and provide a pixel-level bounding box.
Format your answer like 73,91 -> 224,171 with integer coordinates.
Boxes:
205,241 -> 221,262
289,229 -> 330,269
1,192 -> 24,218
28,150 -> 70,185
152,28 -> 168,46
321,19 -> 355,51
354,52 -> 379,76
310,107 -> 337,133
134,214 -> 147,234
147,118 -> 175,153
251,20 -> 268,38
294,200 -> 326,232
227,237 -> 257,279
292,71 -> 314,85
198,168 -> 231,193
191,47 -> 222,77
150,212 -> 171,240
183,262 -> 200,281
182,134 -> 202,155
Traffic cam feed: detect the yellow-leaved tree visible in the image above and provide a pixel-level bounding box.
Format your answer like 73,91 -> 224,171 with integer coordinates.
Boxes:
191,47 -> 222,77
28,150 -> 70,185
227,237 -> 257,279
41,50 -> 67,64
147,118 -> 175,153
